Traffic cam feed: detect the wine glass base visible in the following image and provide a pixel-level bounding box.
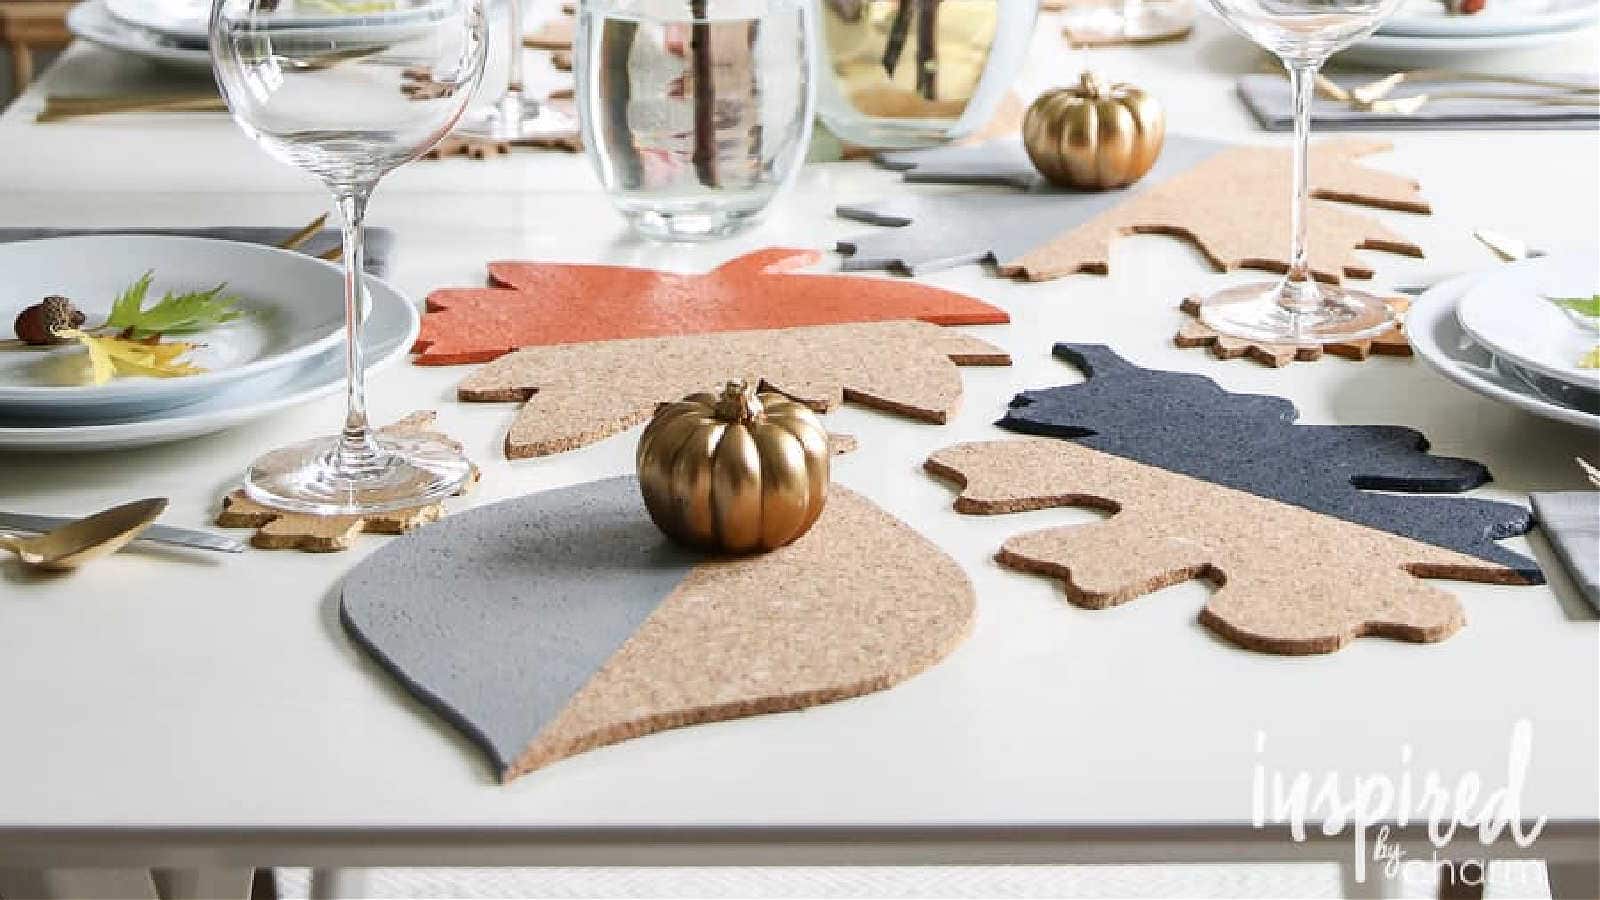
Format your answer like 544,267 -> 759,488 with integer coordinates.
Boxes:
1195,281 -> 1396,345
1060,0 -> 1194,43
244,432 -> 474,516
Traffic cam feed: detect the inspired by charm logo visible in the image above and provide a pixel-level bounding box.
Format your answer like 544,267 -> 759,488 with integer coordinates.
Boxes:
1252,720 -> 1547,887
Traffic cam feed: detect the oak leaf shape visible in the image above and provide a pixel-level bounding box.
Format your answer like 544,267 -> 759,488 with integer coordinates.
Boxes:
417,248 -> 1009,364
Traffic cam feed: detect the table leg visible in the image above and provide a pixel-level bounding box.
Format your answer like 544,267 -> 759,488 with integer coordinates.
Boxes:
0,867 -> 158,899
151,867 -> 254,900
307,868 -> 366,900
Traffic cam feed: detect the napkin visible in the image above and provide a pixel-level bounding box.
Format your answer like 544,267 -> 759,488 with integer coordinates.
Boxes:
1236,73 -> 1600,131
0,226 -> 394,277
1531,491 -> 1600,611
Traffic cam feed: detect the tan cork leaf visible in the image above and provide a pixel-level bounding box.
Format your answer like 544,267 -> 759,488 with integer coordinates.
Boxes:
1173,294 -> 1413,366
925,439 -> 1530,655
999,139 -> 1430,284
456,320 -> 1011,459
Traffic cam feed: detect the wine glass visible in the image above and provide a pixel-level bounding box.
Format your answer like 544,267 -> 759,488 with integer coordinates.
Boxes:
1061,0 -> 1195,44
1194,0 -> 1405,344
457,0 -> 570,140
212,0 -> 486,514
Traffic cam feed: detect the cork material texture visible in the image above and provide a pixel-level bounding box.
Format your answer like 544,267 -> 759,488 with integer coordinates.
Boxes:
1174,294 -> 1412,366
523,15 -> 573,49
456,320 -> 1011,459
341,476 -> 975,780
215,412 -> 479,552
837,137 -> 1428,283
925,439 -> 1530,655
999,344 -> 1539,577
417,248 -> 1009,364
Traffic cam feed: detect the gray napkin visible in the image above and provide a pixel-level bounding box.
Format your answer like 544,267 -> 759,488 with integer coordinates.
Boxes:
1531,491 -> 1600,612
1237,73 -> 1600,131
0,226 -> 393,277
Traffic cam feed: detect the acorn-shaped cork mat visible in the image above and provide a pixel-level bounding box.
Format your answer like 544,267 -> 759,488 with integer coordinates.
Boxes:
837,137 -> 1429,283
216,412 -> 478,552
341,476 -> 975,781
455,319 -> 1011,459
923,344 -> 1541,656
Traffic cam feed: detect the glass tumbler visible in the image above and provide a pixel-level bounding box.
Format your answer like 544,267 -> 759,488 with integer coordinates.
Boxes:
576,0 -> 817,241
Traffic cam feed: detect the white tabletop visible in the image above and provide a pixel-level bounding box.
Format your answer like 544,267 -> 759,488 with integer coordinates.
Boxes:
1,12 -> 1597,867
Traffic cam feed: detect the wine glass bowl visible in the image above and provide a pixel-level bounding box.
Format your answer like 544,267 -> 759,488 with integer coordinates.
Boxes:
1194,0 -> 1406,345
212,0 -> 486,515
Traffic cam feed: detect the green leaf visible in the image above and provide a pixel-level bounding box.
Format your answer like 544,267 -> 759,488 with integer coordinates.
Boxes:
102,272 -> 244,338
1550,294 -> 1600,317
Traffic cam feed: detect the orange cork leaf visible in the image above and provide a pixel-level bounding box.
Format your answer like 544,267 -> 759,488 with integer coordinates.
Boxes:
414,248 -> 1010,365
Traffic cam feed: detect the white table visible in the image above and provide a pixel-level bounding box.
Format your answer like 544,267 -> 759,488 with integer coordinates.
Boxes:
1,14 -> 1597,900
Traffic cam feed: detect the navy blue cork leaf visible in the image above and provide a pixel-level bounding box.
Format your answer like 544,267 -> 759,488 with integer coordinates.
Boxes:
998,344 -> 1540,581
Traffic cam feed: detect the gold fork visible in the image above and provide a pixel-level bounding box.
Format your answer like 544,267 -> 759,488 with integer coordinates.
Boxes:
275,214 -> 344,260
36,94 -> 227,123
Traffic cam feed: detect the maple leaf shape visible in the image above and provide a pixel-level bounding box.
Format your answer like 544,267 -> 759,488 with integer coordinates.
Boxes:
838,138 -> 1429,283
456,320 -> 1010,458
1173,294 -> 1412,366
416,248 -> 1010,364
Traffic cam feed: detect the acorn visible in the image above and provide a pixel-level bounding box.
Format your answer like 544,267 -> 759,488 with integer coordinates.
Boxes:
13,296 -> 86,345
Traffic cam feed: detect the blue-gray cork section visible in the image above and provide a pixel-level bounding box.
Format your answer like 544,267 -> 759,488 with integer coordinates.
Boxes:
834,135 -> 1227,276
340,476 -> 703,778
998,344 -> 1541,581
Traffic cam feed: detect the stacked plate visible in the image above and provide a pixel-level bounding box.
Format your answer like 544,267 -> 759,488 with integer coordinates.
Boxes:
0,236 -> 419,451
1343,0 -> 1600,64
1410,252 -> 1600,434
67,0 -> 455,74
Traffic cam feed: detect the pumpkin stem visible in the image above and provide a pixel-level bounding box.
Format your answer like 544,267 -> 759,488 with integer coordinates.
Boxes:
714,380 -> 764,424
1078,70 -> 1105,98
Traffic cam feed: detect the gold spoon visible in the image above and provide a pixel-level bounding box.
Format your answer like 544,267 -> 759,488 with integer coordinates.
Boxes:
0,498 -> 168,572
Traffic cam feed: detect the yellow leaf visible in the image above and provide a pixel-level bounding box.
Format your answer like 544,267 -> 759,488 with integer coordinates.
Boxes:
55,331 -> 205,383
57,329 -> 116,385
1579,346 -> 1600,369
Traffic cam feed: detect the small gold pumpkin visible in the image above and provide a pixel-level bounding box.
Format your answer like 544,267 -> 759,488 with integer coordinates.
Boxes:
637,381 -> 830,553
1023,72 -> 1165,191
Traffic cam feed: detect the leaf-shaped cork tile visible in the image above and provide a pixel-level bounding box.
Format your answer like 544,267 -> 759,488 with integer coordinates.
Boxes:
1174,294 -> 1412,366
456,320 -> 1010,458
523,15 -> 573,49
923,345 -> 1541,656
341,476 -> 975,781
837,137 -> 1429,282
416,248 -> 1009,364
216,412 -> 479,552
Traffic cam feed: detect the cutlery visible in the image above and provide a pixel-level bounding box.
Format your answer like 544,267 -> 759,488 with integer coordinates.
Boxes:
276,213 -> 330,252
0,510 -> 246,553
1357,91 -> 1599,115
0,498 -> 167,571
1350,70 -> 1600,105
36,95 -> 227,123
1391,230 -> 1544,296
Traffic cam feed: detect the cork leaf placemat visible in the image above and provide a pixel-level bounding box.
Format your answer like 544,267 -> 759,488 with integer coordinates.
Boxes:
216,412 -> 479,552
1174,294 -> 1412,366
923,345 -> 1541,655
457,320 -> 1010,458
342,476 -> 975,781
417,248 -> 1009,364
837,137 -> 1428,282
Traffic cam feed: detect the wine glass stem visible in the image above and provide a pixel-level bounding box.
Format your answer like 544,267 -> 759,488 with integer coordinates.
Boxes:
1282,59 -> 1320,311
335,187 -> 384,476
505,0 -> 525,100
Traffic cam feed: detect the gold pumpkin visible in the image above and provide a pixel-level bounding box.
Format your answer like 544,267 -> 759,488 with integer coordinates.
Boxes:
637,381 -> 830,553
1023,72 -> 1165,191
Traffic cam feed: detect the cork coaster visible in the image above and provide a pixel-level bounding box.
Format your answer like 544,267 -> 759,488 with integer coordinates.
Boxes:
425,135 -> 511,160
456,320 -> 1010,458
215,412 -> 479,552
417,248 -> 1009,364
917,344 -> 1541,655
341,476 -> 975,780
523,15 -> 574,50
1174,294 -> 1412,366
838,137 -> 1429,283
551,50 -> 573,71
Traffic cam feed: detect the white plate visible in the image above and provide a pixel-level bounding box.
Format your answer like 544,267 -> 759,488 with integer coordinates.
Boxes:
107,0 -> 456,45
1337,21 -> 1598,64
1409,273 -> 1600,433
0,274 -> 418,451
67,0 -> 213,73
1,236 -> 352,420
1382,0 -> 1599,37
1455,252 -> 1600,389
